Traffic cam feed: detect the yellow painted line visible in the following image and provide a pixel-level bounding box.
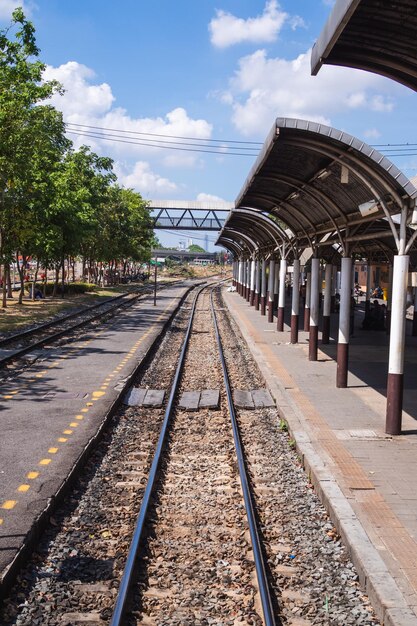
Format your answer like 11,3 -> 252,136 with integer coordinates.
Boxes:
27,471 -> 39,479
10,390 -> 18,395
35,374 -> 44,378
63,429 -> 73,435
17,484 -> 30,493
92,391 -> 105,398
81,408 -> 89,413
69,422 -> 78,428
2,500 -> 16,510
39,459 -> 51,466
48,447 -> 58,454
0,519 -> 3,525
58,437 -> 68,442
3,395 -> 13,400
86,402 -> 93,406
100,386 -> 108,390
75,415 -> 83,420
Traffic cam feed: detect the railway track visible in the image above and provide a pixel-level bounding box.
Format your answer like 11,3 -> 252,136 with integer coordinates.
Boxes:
0,282 -> 173,373
0,283 -> 380,626
110,283 -> 275,625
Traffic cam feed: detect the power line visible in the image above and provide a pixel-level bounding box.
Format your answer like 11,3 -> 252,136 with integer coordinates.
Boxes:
66,126 -> 259,152
67,129 -> 258,157
66,121 -> 263,145
157,229 -> 218,243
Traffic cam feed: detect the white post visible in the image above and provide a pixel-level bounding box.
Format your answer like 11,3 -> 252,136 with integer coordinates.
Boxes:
309,258 -> 320,360
260,259 -> 267,315
250,259 -> 256,305
304,272 -> 311,331
274,261 -> 279,314
255,260 -> 260,309
267,259 -> 275,322
386,255 -> 409,435
336,257 -> 352,388
322,263 -> 332,344
277,258 -> 287,331
291,259 -> 300,343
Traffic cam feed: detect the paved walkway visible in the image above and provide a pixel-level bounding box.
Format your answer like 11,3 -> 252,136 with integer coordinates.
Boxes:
0,281 -> 194,591
223,288 -> 417,626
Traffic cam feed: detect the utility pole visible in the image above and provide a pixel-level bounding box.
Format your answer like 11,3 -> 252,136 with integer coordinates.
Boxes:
153,256 -> 157,306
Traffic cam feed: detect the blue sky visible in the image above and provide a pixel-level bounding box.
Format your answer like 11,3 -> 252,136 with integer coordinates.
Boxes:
2,1 -> 417,251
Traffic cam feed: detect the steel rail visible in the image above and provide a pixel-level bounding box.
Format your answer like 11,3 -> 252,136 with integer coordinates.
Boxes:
210,285 -> 277,626
0,282 -> 180,368
0,279 -> 183,350
0,291 -> 130,348
109,282 -> 207,626
0,292 -> 143,369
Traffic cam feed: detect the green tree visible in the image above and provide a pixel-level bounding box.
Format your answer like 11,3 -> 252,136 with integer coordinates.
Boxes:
188,244 -> 206,253
0,8 -> 62,306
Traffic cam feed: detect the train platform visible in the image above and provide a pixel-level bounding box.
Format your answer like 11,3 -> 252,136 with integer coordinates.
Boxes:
0,281 -> 194,591
223,287 -> 417,626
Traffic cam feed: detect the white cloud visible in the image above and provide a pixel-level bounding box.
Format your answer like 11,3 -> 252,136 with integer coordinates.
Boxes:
209,1 -> 290,48
115,161 -> 178,196
222,49 -> 398,136
364,128 -> 381,140
43,61 -> 213,167
196,192 -> 226,202
44,62 -> 115,117
0,0 -> 33,20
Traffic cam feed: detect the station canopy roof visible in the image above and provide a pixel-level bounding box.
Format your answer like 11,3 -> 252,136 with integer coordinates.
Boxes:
217,118 -> 417,263
311,0 -> 417,92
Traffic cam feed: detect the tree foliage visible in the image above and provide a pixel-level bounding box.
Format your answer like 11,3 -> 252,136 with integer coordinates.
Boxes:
0,9 -> 155,305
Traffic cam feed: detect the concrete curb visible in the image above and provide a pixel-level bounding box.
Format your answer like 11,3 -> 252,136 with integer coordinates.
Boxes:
223,291 -> 417,626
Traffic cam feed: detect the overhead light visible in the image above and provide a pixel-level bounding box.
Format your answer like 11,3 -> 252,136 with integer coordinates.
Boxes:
288,192 -> 299,201
316,168 -> 330,180
358,200 -> 378,217
341,165 -> 349,184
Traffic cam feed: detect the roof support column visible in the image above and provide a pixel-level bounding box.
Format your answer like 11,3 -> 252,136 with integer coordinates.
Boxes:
274,261 -> 279,315
386,254 -> 409,435
365,262 -> 372,313
336,257 -> 352,388
255,260 -> 260,310
268,259 -> 275,323
245,260 -> 251,301
304,272 -> 311,332
277,258 -> 287,331
322,263 -> 332,344
238,261 -> 243,296
309,258 -> 320,361
260,259 -> 267,316
386,264 -> 393,335
331,265 -> 338,313
232,261 -> 236,287
250,259 -> 256,306
291,259 -> 300,344
413,286 -> 417,337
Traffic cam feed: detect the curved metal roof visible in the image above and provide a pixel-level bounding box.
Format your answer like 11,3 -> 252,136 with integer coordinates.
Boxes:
311,0 -> 417,92
234,118 -> 416,252
219,227 -> 258,257
217,207 -> 294,257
